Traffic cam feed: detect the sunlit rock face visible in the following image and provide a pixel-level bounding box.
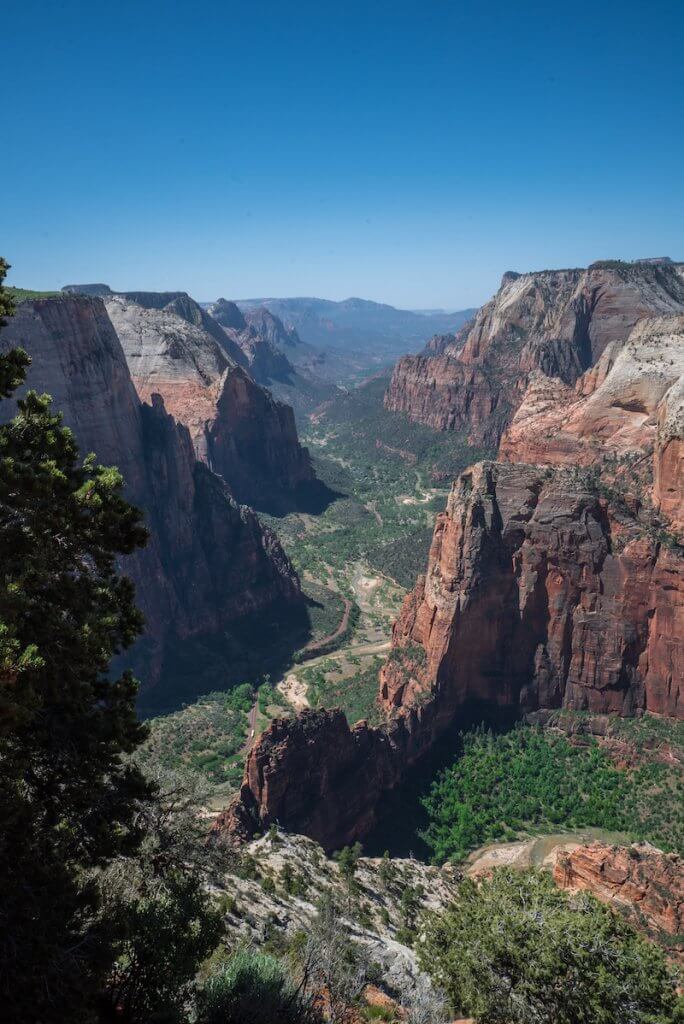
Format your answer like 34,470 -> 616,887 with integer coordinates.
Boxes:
105,292 -> 314,509
385,261 -> 684,446
0,295 -> 301,687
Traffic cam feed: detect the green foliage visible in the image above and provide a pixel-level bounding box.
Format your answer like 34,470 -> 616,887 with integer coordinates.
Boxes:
336,841 -> 363,882
0,258 -> 151,1022
139,685 -> 256,788
5,285 -> 62,302
378,850 -> 396,888
99,769 -> 223,1022
420,869 -> 681,1024
196,948 -> 321,1024
104,870 -> 220,1022
422,726 -> 683,863
303,655 -> 384,725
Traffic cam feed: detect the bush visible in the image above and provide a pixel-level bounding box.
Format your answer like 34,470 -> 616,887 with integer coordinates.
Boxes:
420,869 -> 681,1024
196,948 -> 321,1024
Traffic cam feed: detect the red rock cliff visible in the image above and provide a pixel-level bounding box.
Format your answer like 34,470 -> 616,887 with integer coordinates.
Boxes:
381,461 -> 682,720
0,295 -> 301,687
385,262 -> 684,446
553,842 -> 684,964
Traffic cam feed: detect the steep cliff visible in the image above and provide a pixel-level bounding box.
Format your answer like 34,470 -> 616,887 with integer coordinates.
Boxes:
554,842 -> 683,964
0,295 -> 302,688
104,292 -> 315,510
207,298 -> 339,416
385,261 -> 684,446
381,461 -> 682,720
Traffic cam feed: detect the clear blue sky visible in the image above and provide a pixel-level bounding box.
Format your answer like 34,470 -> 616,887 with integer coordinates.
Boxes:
4,0 -> 683,308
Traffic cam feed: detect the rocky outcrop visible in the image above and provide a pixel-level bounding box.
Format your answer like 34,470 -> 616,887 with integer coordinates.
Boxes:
500,315 -> 684,497
554,842 -> 684,963
216,704 -> 447,852
385,262 -> 684,446
381,461 -> 683,720
212,830 -> 458,1000
104,292 -> 315,510
0,295 -> 302,687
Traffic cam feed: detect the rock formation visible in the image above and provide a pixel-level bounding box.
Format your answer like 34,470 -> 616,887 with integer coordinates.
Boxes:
207,298 -> 340,416
104,291 -> 315,509
554,842 -> 683,963
219,261 -> 683,853
0,295 -> 302,687
499,314 -> 684,484
385,261 -> 684,446
381,461 -> 682,720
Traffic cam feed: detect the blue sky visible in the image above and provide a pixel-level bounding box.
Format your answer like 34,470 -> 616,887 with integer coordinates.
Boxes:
4,0 -> 683,308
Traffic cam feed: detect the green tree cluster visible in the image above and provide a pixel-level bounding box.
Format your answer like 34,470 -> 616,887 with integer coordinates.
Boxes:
420,869 -> 681,1024
422,725 -> 682,862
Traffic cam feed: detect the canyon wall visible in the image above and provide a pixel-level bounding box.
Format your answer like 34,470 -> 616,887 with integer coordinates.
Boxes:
221,260 -> 683,853
0,295 -> 302,687
385,262 -> 684,446
105,292 -> 314,510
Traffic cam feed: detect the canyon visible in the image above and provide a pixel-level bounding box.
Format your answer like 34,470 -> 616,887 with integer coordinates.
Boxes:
221,259 -> 684,854
0,294 -> 305,688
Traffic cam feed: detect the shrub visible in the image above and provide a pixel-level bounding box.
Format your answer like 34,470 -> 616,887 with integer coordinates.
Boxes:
420,869 -> 681,1024
196,948 -> 321,1024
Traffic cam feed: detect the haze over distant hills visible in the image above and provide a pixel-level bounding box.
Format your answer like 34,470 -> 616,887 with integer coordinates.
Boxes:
233,295 -> 477,383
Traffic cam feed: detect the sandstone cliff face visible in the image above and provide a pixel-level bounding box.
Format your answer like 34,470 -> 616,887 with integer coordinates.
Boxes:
0,296 -> 301,686
500,315 -> 684,491
381,461 -> 682,720
385,262 -> 684,446
104,292 -> 314,510
554,842 -> 684,963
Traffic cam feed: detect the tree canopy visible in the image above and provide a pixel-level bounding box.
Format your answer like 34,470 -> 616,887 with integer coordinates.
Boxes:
0,256 -> 150,1022
420,868 -> 681,1024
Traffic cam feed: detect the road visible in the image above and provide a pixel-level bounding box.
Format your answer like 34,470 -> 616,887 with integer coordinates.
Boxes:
245,700 -> 259,752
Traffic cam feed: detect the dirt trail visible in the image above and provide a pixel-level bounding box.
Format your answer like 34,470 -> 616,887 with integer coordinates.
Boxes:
243,701 -> 260,753
303,596 -> 352,654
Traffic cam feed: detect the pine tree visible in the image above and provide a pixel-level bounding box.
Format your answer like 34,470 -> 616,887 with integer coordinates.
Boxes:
0,258 -> 151,1022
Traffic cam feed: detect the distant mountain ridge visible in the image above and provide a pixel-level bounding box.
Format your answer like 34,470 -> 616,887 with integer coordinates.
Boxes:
235,295 -> 477,353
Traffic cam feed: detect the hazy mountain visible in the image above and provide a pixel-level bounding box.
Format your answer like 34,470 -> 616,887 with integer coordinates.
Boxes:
233,296 -> 477,383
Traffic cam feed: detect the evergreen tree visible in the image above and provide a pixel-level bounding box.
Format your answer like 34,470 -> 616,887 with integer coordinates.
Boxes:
420,869 -> 681,1024
0,258 -> 151,1022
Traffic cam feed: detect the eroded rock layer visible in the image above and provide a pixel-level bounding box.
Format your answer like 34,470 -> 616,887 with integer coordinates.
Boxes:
104,292 -> 314,509
0,295 -> 301,686
385,262 -> 684,446
554,842 -> 684,963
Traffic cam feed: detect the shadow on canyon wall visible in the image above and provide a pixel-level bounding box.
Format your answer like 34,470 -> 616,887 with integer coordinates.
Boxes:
363,699 -> 521,860
134,597 -> 313,718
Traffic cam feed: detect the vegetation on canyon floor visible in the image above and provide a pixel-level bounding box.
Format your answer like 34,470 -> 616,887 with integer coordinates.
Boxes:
422,724 -> 684,863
